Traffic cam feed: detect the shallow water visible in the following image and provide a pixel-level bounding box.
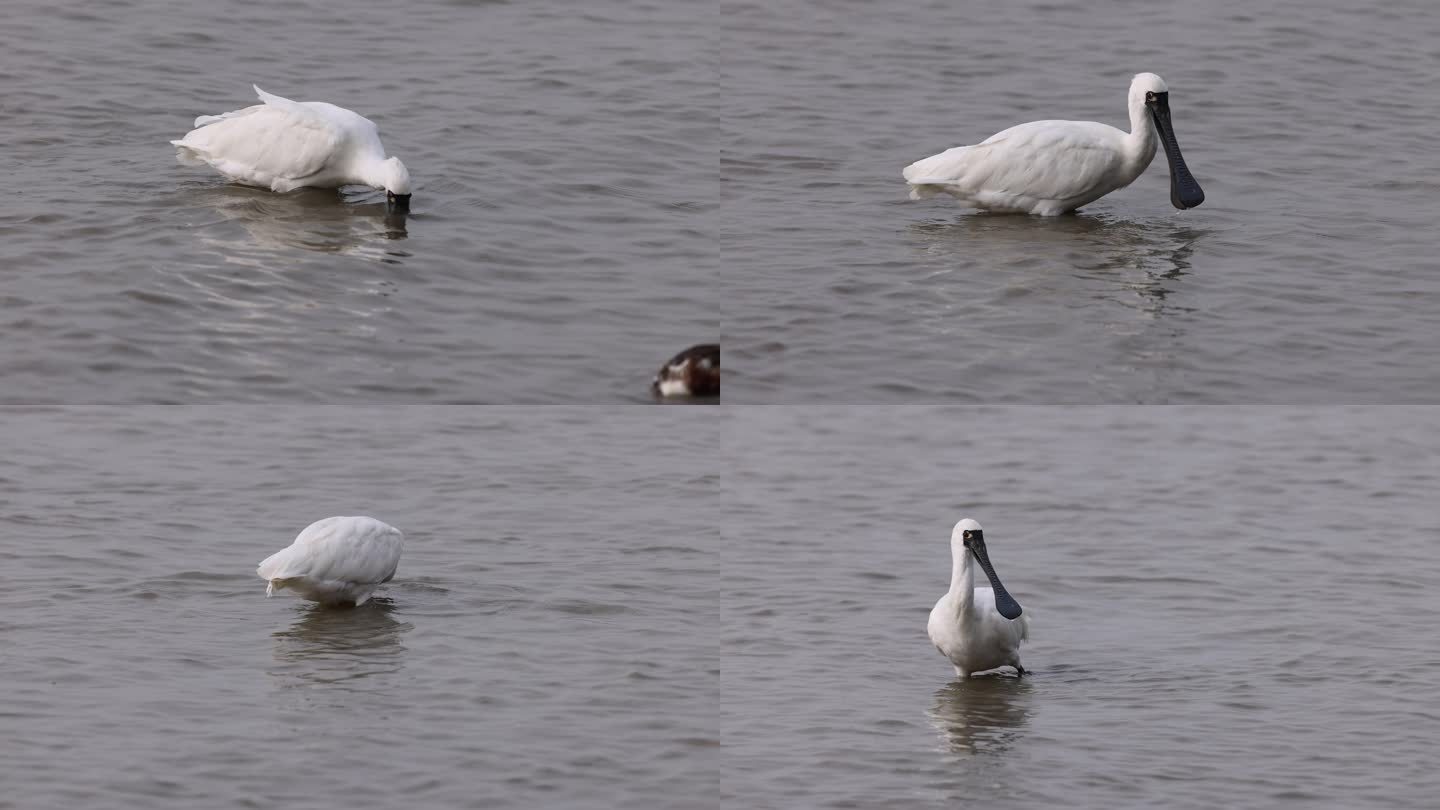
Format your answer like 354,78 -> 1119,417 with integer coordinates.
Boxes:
722,0 -> 1440,402
723,406 -> 1440,808
1,0 -> 715,401
0,408 -> 716,808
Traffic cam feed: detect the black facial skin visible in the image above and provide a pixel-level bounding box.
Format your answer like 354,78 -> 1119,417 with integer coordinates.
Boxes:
387,191 -> 412,211
1144,90 -> 1206,210
962,529 -> 1024,620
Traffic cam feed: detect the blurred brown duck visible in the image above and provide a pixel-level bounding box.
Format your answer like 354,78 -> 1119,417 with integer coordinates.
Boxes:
651,344 -> 719,398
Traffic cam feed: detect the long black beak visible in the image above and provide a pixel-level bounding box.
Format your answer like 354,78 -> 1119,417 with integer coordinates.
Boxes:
386,191 -> 411,211
969,538 -> 1023,620
1147,92 -> 1205,210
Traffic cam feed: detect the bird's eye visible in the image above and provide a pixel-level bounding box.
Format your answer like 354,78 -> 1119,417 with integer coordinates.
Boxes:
1146,92 -> 1156,101
963,531 -> 972,540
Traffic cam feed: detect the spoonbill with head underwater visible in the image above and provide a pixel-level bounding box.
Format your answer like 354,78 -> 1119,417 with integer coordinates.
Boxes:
903,73 -> 1204,215
928,518 -> 1030,678
257,516 -> 404,607
171,86 -> 413,209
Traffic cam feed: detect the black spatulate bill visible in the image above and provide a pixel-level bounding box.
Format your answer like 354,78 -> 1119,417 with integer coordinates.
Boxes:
1146,91 -> 1205,210
967,534 -> 1023,620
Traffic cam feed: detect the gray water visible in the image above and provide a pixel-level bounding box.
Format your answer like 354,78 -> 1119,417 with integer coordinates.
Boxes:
723,406 -> 1440,809
6,0 -> 1440,807
1,0 -> 715,402
0,408 -> 717,808
722,0 -> 1440,402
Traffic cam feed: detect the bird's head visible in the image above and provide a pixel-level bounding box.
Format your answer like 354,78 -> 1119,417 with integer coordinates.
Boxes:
382,157 -> 412,208
1130,72 -> 1169,108
951,518 -> 984,550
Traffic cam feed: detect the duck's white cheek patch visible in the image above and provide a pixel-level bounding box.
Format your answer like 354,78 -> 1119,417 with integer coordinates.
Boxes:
655,377 -> 691,397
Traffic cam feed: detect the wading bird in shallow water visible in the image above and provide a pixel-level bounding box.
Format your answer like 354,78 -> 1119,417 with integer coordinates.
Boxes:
928,519 -> 1030,678
257,516 -> 403,607
903,73 -> 1204,215
171,86 -> 413,209
651,344 -> 720,398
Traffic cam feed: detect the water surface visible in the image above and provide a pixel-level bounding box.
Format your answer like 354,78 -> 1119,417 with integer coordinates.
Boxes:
723,406 -> 1440,808
1,0 -> 716,401
0,407 -> 717,808
722,0 -> 1440,401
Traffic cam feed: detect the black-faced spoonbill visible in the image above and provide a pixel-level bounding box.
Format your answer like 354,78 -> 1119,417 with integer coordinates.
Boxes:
904,73 -> 1204,215
172,86 -> 413,209
928,519 -> 1030,678
257,516 -> 404,606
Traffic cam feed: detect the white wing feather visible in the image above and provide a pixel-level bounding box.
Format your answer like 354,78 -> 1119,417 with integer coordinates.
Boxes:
257,516 -> 403,586
170,86 -> 345,190
904,120 -> 1126,203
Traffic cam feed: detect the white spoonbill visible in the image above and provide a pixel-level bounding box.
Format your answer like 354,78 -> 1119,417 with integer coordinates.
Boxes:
903,73 -> 1204,215
928,518 -> 1030,678
257,516 -> 404,606
171,86 -> 413,208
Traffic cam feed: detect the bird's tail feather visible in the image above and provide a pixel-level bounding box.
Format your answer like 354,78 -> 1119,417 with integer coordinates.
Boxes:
171,142 -> 210,167
192,104 -> 264,129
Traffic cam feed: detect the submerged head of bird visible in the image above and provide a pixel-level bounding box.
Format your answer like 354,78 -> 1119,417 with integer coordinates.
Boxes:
382,157 -> 412,209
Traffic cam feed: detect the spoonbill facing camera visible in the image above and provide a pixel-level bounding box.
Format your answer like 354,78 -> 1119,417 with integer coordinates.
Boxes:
171,86 -> 413,209
257,516 -> 404,606
903,73 -> 1204,215
928,518 -> 1030,678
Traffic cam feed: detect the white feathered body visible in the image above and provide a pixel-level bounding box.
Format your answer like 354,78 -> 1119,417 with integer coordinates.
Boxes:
929,519 -> 1030,677
257,516 -> 403,606
928,586 -> 1030,677
904,119 -> 1155,215
171,87 -> 392,193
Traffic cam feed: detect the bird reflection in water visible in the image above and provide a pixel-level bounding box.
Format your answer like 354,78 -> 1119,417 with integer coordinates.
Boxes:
927,678 -> 1033,756
183,184 -> 410,264
269,597 -> 412,689
908,214 -> 1210,320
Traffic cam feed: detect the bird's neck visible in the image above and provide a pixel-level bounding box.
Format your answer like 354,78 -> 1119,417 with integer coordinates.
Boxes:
948,546 -> 975,614
1125,99 -> 1159,168
357,157 -> 390,190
